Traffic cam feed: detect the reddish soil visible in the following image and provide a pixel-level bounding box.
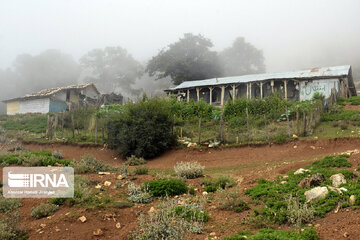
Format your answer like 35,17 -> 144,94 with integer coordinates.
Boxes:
2,137 -> 360,239
344,104 -> 360,111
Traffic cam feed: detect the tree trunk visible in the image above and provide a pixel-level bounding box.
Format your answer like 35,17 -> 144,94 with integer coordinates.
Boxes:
246,107 -> 251,141
285,105 -> 290,137
198,116 -> 202,144
220,112 -> 224,142
264,113 -> 269,142
296,107 -> 300,136
71,114 -> 75,138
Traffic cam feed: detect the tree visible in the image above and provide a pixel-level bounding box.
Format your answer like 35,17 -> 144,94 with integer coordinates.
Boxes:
219,37 -> 265,76
14,49 -> 80,92
80,47 -> 143,95
146,33 -> 222,85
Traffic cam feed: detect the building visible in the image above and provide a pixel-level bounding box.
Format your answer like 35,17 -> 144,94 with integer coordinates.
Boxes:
3,83 -> 100,115
165,65 -> 357,105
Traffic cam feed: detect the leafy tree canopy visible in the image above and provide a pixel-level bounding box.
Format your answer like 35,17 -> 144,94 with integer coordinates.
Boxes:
146,33 -> 222,85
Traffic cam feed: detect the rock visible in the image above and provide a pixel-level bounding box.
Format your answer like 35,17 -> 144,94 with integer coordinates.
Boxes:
292,134 -> 298,139
344,232 -> 349,238
93,228 -> 103,236
310,146 -> 316,150
314,136 -> 318,140
350,195 -> 356,205
304,187 -> 328,203
187,143 -> 197,148
116,222 -> 121,229
299,173 -> 325,188
117,175 -> 125,180
148,207 -> 156,213
78,216 -> 87,223
208,141 -> 220,148
330,173 -> 346,187
104,181 -> 112,187
55,227 -> 60,232
40,224 -> 46,228
293,145 -> 298,149
280,181 -> 287,184
95,184 -> 102,189
328,186 -> 347,195
202,191 -> 208,196
98,172 -> 110,175
315,224 -> 320,228
178,200 -> 185,205
209,232 -> 216,236
294,168 -> 310,175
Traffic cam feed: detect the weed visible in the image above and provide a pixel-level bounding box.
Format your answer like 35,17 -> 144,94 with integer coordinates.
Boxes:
52,150 -> 63,159
286,195 -> 315,228
0,198 -> 22,214
203,175 -> 235,189
126,155 -> 146,166
30,203 -> 58,219
70,155 -> 113,173
134,166 -> 149,175
144,179 -> 188,197
0,212 -> 27,240
223,228 -> 318,240
111,201 -> 134,209
311,154 -> 351,168
216,188 -> 250,212
205,185 -> 217,192
127,183 -> 152,203
174,161 -> 204,179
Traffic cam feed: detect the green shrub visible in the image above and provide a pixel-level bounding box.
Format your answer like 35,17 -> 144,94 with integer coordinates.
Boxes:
0,212 -> 28,240
204,185 -> 217,192
49,198 -> 66,206
216,188 -> 250,212
144,179 -> 188,197
203,175 -> 235,189
52,150 -> 63,159
322,110 -> 360,122
311,154 -> 351,168
134,166 -> 149,175
107,97 -> 177,159
30,203 -> 58,219
126,155 -> 146,166
2,114 -> 47,133
0,198 -> 21,214
70,155 -> 113,173
223,228 -> 318,240
340,120 -> 348,130
174,204 -> 209,222
174,161 -> 204,179
0,151 -> 70,167
286,195 -> 315,228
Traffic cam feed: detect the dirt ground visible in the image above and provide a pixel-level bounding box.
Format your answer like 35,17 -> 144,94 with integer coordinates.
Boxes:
3,137 -> 360,239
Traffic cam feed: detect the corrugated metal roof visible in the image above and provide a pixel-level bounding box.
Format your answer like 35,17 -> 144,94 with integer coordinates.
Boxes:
3,83 -> 99,103
169,65 -> 351,90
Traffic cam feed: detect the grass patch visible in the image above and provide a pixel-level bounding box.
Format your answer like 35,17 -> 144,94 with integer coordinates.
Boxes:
311,154 -> 351,168
30,203 -> 58,219
0,150 -> 70,166
202,175 -> 235,189
1,114 -> 47,133
144,179 -> 188,197
223,228 -> 318,240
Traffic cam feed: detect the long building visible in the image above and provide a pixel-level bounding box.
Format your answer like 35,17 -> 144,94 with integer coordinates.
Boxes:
165,65 -> 357,105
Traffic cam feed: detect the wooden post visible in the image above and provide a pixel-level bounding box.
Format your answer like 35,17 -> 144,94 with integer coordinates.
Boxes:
309,111 -> 314,133
54,114 -> 58,139
198,116 -> 202,144
48,116 -> 53,140
220,112 -> 224,142
296,107 -> 300,136
249,83 -> 252,99
187,89 -> 190,103
180,127 -> 183,138
196,88 -> 200,102
285,105 -> 291,137
71,113 -> 75,138
284,80 -> 288,100
246,107 -> 251,141
84,118 -> 87,138
302,111 -> 307,136
236,136 -> 239,144
264,113 -> 269,142
220,86 -> 225,106
209,87 -> 213,105
95,116 -> 98,144
232,85 -> 236,103
271,80 -> 274,93
46,115 -> 50,137
246,83 -> 249,99
102,127 -> 104,141
61,111 -> 65,138
260,82 -> 263,99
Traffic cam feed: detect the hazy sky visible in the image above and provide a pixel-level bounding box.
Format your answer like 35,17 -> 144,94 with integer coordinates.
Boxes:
1,0 -> 360,73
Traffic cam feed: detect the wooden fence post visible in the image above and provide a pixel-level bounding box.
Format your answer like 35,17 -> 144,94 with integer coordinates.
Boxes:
302,111 -> 307,136
180,127 -> 183,138
46,115 -> 50,138
95,116 -> 98,144
54,113 -> 58,139
285,105 -> 291,137
198,116 -> 202,144
71,114 -> 75,138
220,112 -> 224,142
264,113 -> 269,142
296,107 -> 300,136
246,107 -> 251,141
61,111 -> 65,138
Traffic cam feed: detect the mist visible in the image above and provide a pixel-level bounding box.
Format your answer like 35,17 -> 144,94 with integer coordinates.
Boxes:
1,0 -> 360,112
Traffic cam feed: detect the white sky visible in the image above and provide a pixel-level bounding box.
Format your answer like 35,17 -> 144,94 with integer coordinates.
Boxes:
1,0 -> 360,72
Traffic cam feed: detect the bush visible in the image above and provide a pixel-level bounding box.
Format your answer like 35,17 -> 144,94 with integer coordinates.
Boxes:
174,203 -> 209,222
19,155 -> 43,166
2,114 -> 47,133
126,155 -> 146,166
107,97 -> 177,159
0,198 -> 21,214
144,179 -> 188,197
0,212 -> 27,240
223,228 -> 318,240
52,150 -> 63,159
70,155 -> 113,173
202,175 -> 235,189
111,201 -> 134,209
216,188 -> 250,212
127,183 -> 152,203
134,166 -> 149,175
49,198 -> 66,206
204,185 -> 217,192
311,154 -> 351,168
286,195 -> 315,228
30,203 -> 58,219
340,120 -> 348,130
174,161 -> 204,179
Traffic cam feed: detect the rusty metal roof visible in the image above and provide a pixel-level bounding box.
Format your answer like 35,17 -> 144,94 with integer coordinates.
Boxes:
3,83 -> 99,103
169,65 -> 352,91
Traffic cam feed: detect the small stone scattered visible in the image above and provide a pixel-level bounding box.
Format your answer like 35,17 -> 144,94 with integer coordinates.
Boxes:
98,172 -> 110,175
104,181 -> 112,187
116,222 -> 121,229
78,216 -> 87,223
202,191 -> 208,196
93,228 -> 103,236
148,207 -> 156,213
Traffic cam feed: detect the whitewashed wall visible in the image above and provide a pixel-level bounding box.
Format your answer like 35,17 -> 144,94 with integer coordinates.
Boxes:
53,91 -> 67,102
299,79 -> 339,101
82,86 -> 99,99
19,98 -> 50,114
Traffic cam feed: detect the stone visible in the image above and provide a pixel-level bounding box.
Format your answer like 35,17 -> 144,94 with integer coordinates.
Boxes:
40,223 -> 46,228
328,186 -> 347,195
344,232 -> 349,238
104,181 -> 112,187
78,216 -> 87,223
310,146 -> 316,150
148,207 -> 156,213
117,175 -> 125,180
304,186 -> 328,203
330,173 -> 346,187
294,168 -> 310,175
292,134 -> 298,139
116,222 -> 121,229
202,191 -> 208,196
314,136 -> 318,140
314,224 -> 320,228
93,228 -> 103,236
349,195 -> 356,205
98,172 -> 110,175
209,232 -> 216,236
298,173 -> 325,188
293,145 -> 298,149
187,143 -> 197,148
95,184 -> 102,189
280,181 -> 287,184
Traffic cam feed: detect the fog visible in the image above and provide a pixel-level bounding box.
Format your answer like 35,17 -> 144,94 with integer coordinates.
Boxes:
1,0 -> 360,110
